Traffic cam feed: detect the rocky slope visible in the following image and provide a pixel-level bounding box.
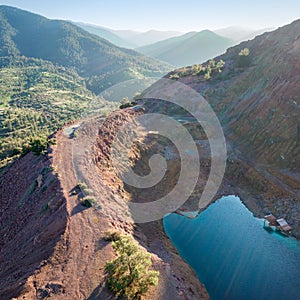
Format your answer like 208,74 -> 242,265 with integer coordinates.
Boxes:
166,20 -> 300,172
133,20 -> 300,234
1,17 -> 299,300
0,152 -> 67,298
0,117 -> 209,299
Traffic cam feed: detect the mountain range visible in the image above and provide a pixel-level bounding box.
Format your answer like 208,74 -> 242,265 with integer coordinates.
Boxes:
73,22 -> 137,49
73,22 -> 273,68
214,26 -> 274,42
137,30 -> 235,66
74,22 -> 183,48
120,29 -> 183,47
0,5 -> 171,95
0,5 -> 171,166
0,4 -> 299,300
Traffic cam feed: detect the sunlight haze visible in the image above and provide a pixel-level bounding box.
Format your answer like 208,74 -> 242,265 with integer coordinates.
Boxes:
0,0 -> 299,31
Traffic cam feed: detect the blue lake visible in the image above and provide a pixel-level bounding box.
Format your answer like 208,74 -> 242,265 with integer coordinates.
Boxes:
163,196 -> 300,300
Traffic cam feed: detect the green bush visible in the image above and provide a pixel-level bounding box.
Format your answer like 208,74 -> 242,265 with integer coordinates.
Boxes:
120,101 -> 137,109
236,48 -> 251,68
80,196 -> 96,207
169,60 -> 225,80
106,235 -> 159,299
104,230 -> 121,242
77,181 -> 88,190
28,135 -> 48,155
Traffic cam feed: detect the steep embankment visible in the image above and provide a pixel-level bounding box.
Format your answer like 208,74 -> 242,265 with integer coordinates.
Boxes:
165,20 -> 300,171
94,110 -> 210,299
137,20 -> 300,234
0,152 -> 67,299
0,116 -> 209,299
0,121 -> 117,299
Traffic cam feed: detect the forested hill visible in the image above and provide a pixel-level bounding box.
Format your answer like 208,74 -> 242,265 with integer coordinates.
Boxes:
0,5 -> 172,94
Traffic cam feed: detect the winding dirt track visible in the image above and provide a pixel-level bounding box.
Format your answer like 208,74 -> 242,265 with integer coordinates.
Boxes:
16,116 -> 208,299
18,118 -> 115,299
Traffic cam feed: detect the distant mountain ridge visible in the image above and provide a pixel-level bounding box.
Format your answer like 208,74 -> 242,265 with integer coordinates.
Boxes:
160,20 -> 300,171
72,21 -> 272,54
73,23 -> 183,48
214,26 -> 274,42
137,30 -> 235,67
73,22 -> 137,48
124,29 -> 183,47
0,5 -> 171,94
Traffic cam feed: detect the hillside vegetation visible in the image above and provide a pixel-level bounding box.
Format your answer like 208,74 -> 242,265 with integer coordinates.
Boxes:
0,5 -> 171,95
152,21 -> 300,171
0,56 -> 117,168
0,5 -> 172,167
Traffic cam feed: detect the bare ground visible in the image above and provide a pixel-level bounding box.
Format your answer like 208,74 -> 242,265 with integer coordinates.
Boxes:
2,115 -> 208,300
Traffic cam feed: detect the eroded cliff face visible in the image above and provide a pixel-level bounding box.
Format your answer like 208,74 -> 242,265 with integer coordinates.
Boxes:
0,152 -> 67,298
0,116 -> 210,300
94,105 -> 299,238
166,20 -> 300,172
126,20 -> 300,235
94,109 -> 210,299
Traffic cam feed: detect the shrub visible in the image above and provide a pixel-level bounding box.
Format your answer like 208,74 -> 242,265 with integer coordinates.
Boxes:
41,185 -> 47,192
77,181 -> 88,190
28,135 -> 48,155
80,196 -> 96,207
104,230 -> 121,242
120,101 -> 137,109
169,73 -> 180,80
169,60 -> 225,80
236,48 -> 251,67
106,235 -> 159,299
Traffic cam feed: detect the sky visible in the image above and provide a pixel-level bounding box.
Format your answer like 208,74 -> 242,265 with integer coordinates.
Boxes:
0,0 -> 299,32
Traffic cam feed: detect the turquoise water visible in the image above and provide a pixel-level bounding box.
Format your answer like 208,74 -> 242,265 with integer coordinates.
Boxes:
163,196 -> 300,300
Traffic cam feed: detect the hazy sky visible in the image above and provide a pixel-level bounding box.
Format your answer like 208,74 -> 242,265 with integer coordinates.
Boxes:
0,0 -> 299,32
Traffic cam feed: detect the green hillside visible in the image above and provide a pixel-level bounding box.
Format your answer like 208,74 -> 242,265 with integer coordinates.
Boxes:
137,30 -> 235,67
0,56 -> 117,168
0,5 -> 171,94
125,30 -> 183,47
137,32 -> 197,57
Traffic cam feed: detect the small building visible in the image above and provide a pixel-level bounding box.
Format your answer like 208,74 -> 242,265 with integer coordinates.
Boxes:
264,214 -> 292,234
276,218 -> 293,233
264,214 -> 277,226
